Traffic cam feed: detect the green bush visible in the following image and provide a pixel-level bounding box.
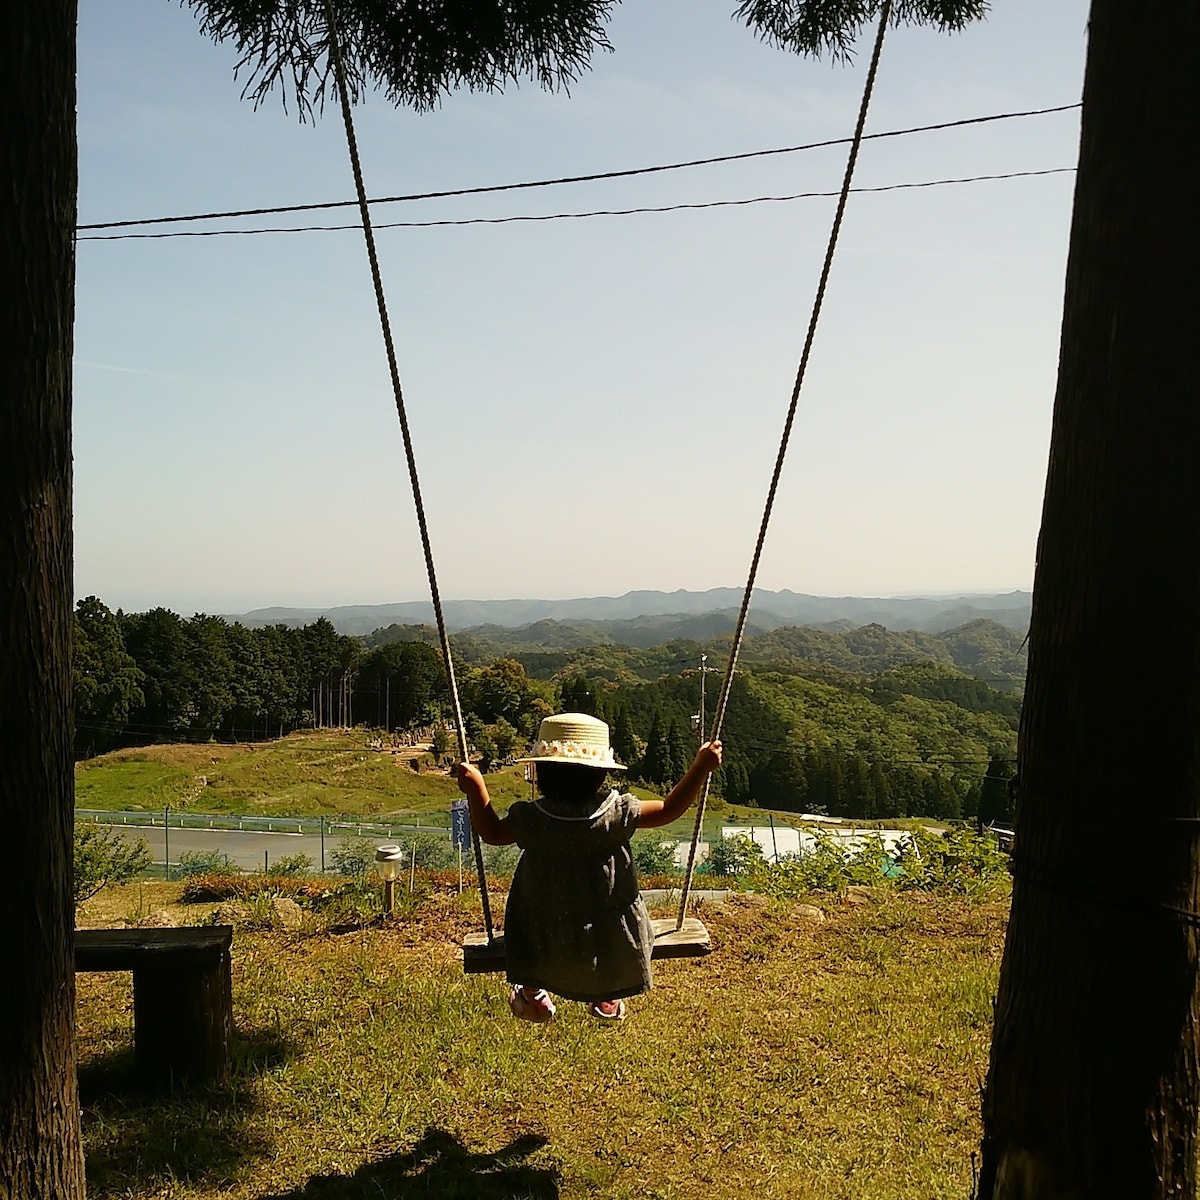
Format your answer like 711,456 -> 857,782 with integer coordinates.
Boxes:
268,852 -> 315,877
703,833 -> 763,879
180,873 -> 330,903
746,827 -> 1010,899
632,836 -> 680,876
896,826 -> 1010,895
74,822 -> 153,905
176,848 -> 237,877
398,833 -> 456,871
313,890 -> 378,928
329,836 -> 377,877
481,842 -> 520,875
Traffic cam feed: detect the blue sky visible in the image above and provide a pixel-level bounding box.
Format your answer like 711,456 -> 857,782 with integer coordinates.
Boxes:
74,1 -> 1089,614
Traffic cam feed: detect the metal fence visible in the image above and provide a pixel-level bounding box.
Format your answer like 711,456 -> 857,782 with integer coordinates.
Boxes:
74,807 -> 457,875
75,807 -> 446,839
74,807 -> 729,878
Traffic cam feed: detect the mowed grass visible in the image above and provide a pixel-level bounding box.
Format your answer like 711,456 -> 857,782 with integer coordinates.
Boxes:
75,731 -> 468,820
73,731 -> 741,839
75,882 -> 1005,1199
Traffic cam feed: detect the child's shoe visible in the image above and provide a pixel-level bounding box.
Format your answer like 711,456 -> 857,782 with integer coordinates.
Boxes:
588,999 -> 626,1021
509,986 -> 556,1022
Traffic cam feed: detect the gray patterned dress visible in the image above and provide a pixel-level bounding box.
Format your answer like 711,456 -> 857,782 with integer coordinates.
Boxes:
502,790 -> 653,1003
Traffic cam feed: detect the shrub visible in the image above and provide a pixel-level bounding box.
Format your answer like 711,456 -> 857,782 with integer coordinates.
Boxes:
746,827 -> 1010,899
481,842 -> 520,875
179,873 -> 324,903
896,826 -> 1010,895
632,836 -> 679,876
703,833 -> 763,879
750,832 -> 892,897
309,878 -> 383,928
269,852 -> 315,877
235,891 -> 287,931
329,836 -> 377,877
398,833 -> 456,871
74,822 -> 153,905
176,848 -> 237,878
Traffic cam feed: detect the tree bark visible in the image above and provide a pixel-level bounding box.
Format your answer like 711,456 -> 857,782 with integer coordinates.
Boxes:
0,2 -> 84,1198
979,2 -> 1200,1197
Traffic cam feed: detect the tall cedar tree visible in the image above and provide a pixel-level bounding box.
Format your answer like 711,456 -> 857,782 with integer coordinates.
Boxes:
738,2 -> 1199,1189
0,4 -> 82,1195
1,4 -> 614,1196
977,3 -> 1200,1195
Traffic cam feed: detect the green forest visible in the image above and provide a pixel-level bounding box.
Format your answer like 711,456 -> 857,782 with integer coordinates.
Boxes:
74,597 -> 1023,825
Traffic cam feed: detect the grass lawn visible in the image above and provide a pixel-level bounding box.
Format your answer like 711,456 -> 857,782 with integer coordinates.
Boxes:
75,881 -> 1005,1199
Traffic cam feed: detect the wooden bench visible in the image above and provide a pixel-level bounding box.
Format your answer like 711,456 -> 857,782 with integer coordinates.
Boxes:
75,926 -> 233,1088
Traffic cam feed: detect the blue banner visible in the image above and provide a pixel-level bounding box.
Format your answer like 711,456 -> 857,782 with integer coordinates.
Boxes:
451,798 -> 471,851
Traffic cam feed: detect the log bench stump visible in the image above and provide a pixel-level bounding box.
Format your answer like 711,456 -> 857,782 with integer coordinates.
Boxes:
75,925 -> 233,1088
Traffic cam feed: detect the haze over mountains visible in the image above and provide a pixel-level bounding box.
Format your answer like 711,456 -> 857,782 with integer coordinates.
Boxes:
231,589 -> 1032,640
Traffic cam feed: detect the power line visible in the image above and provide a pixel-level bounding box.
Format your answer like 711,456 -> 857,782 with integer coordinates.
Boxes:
76,102 -> 1079,234
77,166 -> 1074,242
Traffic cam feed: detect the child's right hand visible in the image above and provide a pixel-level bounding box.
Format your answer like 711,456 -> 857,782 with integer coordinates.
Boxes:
456,762 -> 483,794
696,740 -> 723,773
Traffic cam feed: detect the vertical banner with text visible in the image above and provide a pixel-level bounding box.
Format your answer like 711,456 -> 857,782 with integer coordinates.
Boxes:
451,798 -> 471,851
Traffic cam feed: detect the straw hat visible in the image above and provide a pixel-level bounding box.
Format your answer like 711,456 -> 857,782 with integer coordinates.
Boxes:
519,712 -> 626,771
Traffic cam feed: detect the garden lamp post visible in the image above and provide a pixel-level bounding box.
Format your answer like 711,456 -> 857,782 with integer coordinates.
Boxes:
374,844 -> 404,915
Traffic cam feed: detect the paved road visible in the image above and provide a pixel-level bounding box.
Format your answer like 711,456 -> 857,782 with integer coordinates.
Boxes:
109,824 -> 451,874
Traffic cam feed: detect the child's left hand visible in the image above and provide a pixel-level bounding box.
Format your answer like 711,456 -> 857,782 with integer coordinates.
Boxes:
696,740 -> 723,773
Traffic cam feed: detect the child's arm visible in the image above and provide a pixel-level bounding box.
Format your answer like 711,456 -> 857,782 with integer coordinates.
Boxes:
635,741 -> 723,829
456,763 -> 516,845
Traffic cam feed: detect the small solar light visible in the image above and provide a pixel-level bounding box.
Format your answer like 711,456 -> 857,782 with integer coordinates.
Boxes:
374,843 -> 404,915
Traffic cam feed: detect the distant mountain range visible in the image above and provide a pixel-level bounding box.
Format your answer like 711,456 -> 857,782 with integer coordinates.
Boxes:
230,589 -> 1032,639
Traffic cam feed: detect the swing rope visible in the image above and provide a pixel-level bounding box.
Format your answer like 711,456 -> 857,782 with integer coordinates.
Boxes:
321,0 -> 890,947
322,1 -> 494,940
675,0 -> 893,930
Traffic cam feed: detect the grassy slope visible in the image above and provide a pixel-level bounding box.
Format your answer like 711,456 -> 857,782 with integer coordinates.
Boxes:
75,731 -> 501,821
74,731 -> 743,839
76,883 -> 1004,1200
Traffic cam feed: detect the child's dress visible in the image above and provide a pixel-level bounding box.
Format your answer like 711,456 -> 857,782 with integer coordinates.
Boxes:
502,789 -> 653,1003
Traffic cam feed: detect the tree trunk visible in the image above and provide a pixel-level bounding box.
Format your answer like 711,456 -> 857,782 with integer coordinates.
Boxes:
979,2 -> 1200,1196
0,3 -> 85,1198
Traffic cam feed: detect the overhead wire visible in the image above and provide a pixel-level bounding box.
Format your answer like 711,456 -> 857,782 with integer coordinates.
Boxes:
76,166 -> 1074,241
75,101 -> 1079,236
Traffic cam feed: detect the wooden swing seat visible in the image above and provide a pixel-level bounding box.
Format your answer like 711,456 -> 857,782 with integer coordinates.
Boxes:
462,916 -> 710,974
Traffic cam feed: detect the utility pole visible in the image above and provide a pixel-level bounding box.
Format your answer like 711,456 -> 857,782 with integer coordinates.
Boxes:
695,653 -> 718,743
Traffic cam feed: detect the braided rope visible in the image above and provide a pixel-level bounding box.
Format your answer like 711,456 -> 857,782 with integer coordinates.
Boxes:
323,2 -> 493,939
676,0 -> 894,929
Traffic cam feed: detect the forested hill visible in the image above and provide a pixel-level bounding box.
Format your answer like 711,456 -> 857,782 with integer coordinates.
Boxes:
738,619 -> 1027,686
235,588 -> 1031,637
364,616 -> 1028,691
359,615 -> 1024,822
73,596 -> 1021,823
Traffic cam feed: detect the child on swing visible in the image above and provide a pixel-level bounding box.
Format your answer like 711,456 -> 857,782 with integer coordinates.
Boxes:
456,712 -> 722,1022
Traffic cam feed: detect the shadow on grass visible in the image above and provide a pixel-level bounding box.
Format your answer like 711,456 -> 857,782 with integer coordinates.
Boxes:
79,1026 -> 298,1197
258,1128 -> 559,1199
